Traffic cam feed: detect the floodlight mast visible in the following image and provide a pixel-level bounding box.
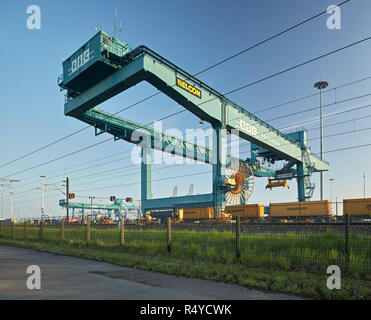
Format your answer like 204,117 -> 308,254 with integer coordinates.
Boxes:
314,81 -> 329,201
0,178 -> 19,220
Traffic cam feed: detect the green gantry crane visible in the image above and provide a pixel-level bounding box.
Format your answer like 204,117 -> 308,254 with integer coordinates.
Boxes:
58,31 -> 329,215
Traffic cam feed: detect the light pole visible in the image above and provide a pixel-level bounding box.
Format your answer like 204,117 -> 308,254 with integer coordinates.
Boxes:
314,81 -> 329,201
0,184 -> 9,219
63,177 -> 70,221
89,196 -> 95,223
37,180 -> 66,221
0,179 -> 20,219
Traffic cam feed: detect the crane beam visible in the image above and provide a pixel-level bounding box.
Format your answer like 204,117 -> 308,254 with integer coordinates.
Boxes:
63,46 -> 328,172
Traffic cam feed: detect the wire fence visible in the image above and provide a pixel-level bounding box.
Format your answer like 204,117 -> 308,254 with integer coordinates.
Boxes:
0,215 -> 370,275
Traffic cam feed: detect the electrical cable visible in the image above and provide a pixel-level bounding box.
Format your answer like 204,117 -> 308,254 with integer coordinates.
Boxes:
0,0 -> 351,170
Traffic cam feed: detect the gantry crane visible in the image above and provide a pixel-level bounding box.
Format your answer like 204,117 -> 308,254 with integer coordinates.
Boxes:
58,31 -> 329,216
58,198 -> 137,220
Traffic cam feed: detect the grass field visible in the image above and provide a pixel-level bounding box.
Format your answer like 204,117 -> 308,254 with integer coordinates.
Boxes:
0,223 -> 370,299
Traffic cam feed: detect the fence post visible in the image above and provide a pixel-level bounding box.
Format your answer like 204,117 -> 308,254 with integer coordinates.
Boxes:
24,222 -> 27,240
11,222 -> 14,239
345,213 -> 350,262
120,219 -> 125,247
167,217 -> 172,252
39,221 -> 44,240
236,216 -> 241,259
60,220 -> 64,241
86,220 -> 91,243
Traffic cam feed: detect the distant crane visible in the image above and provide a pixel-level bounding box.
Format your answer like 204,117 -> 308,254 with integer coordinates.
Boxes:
187,184 -> 194,196
172,186 -> 178,197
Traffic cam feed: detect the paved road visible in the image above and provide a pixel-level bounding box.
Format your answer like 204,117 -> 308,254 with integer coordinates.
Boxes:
0,245 -> 300,300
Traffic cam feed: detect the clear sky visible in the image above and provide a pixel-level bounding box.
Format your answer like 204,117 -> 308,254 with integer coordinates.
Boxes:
0,0 -> 370,219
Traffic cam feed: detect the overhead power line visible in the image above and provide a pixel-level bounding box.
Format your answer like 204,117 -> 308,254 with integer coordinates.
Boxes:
320,143 -> 371,154
6,135 -> 371,208
5,70 -> 371,181
2,138 -> 113,179
265,92 -> 371,123
13,74 -> 371,190
9,120 -> 371,200
5,30 -> 371,182
194,0 -> 350,75
144,35 -> 371,128
0,0 -> 351,171
0,127 -> 90,170
224,36 -> 371,97
254,75 -> 371,115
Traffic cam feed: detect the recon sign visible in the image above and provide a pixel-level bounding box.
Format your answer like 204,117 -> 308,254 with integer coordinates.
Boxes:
176,77 -> 202,99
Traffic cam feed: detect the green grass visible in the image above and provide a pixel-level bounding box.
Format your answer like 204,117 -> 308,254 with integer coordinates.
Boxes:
0,224 -> 370,299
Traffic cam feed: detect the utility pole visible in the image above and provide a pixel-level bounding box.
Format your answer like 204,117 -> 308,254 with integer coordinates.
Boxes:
66,177 -> 69,221
40,176 -> 45,221
314,81 -> 329,201
0,185 -> 6,219
9,192 -> 14,221
89,196 -> 95,222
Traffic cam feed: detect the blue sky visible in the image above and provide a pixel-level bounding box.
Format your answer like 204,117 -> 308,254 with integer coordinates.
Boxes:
0,0 -> 370,219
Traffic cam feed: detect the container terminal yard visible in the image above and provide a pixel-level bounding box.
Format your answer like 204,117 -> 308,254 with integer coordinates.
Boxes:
1,1 -> 371,303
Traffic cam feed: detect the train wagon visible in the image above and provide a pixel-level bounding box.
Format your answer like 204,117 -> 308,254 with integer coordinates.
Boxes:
179,207 -> 214,221
343,198 -> 371,219
269,200 -> 332,222
225,204 -> 264,220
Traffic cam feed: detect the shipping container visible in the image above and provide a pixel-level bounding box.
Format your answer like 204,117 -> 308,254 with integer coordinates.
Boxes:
269,201 -> 332,217
225,204 -> 264,217
343,198 -> 371,216
180,207 -> 214,219
59,30 -> 131,94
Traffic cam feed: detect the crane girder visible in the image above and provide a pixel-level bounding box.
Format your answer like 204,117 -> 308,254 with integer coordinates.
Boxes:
63,46 -> 328,172
79,107 -> 275,177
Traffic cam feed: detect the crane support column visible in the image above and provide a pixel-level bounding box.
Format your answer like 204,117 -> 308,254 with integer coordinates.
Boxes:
296,163 -> 306,202
212,122 -> 227,215
141,147 -> 152,215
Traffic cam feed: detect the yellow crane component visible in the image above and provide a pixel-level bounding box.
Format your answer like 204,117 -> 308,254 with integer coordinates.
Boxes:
265,180 -> 290,190
137,214 -> 157,225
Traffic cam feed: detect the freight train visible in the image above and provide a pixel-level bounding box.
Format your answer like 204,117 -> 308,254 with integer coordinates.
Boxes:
166,198 -> 371,223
